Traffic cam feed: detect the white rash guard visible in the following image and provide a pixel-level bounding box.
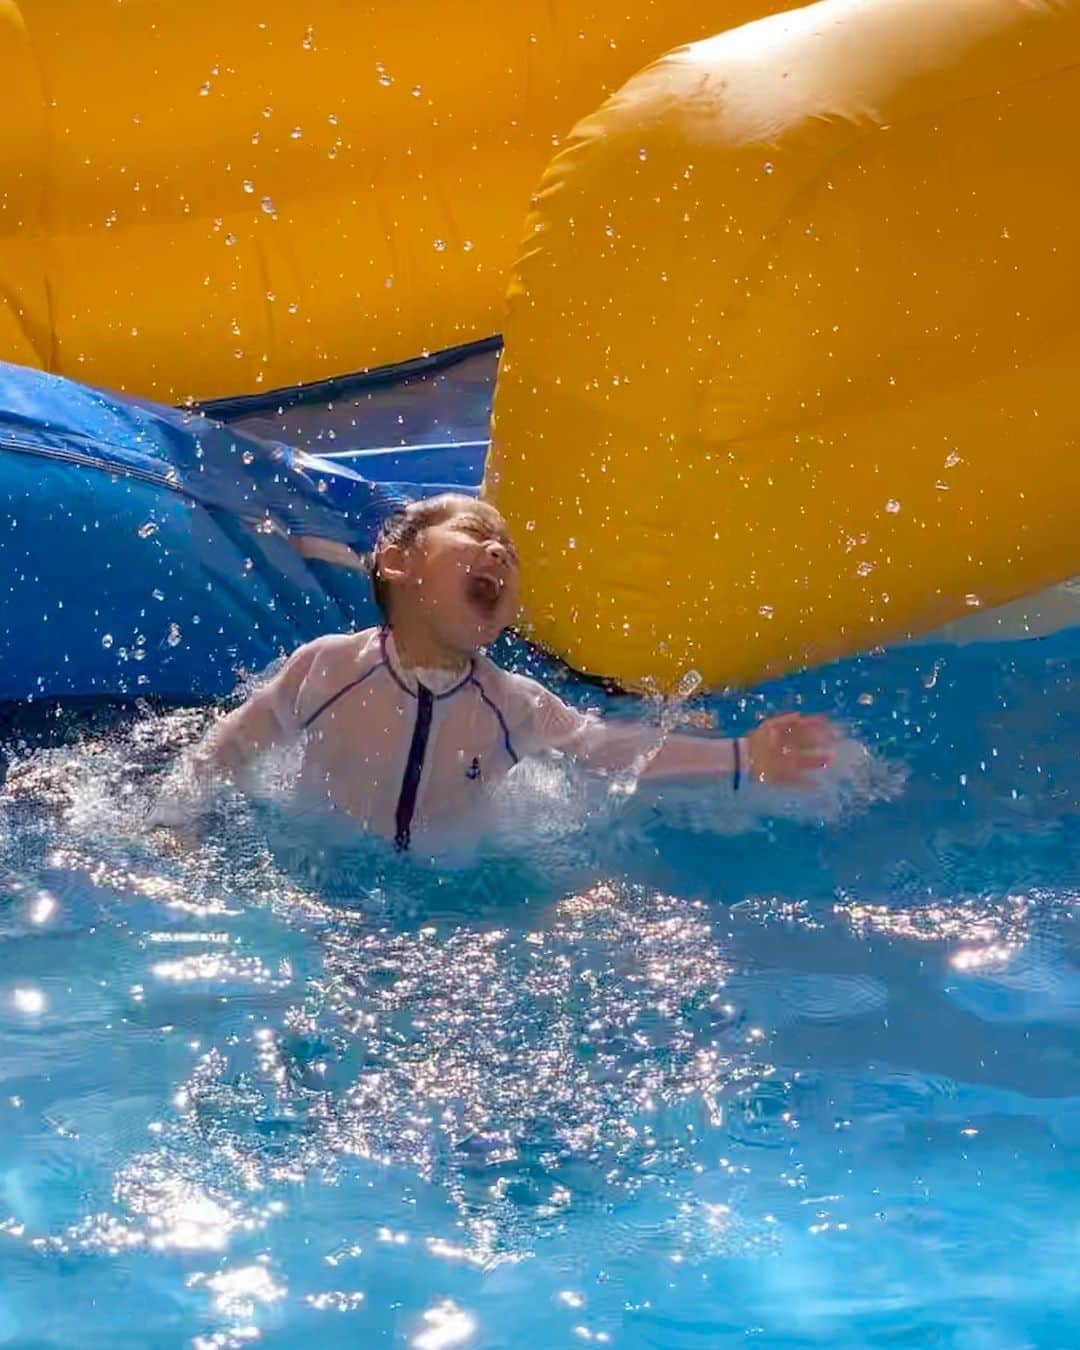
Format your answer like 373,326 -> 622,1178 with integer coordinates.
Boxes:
159,628 -> 744,848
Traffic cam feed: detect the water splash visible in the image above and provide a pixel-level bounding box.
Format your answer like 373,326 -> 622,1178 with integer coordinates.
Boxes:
607,668 -> 703,800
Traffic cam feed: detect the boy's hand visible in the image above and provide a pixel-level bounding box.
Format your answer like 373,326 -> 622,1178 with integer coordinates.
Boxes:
746,713 -> 837,788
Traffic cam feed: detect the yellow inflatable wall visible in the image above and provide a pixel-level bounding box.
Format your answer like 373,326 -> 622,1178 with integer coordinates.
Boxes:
0,0 -> 784,403
487,0 -> 1080,691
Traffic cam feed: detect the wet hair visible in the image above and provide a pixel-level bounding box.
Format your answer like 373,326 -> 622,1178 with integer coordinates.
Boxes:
369,492 -> 496,621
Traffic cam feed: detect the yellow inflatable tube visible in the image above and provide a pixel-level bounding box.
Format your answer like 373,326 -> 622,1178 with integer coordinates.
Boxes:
0,0 -> 785,403
487,0 -> 1080,691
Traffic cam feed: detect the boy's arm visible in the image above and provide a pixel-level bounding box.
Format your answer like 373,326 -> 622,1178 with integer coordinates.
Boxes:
645,714 -> 835,788
514,679 -> 834,789
148,640 -> 323,827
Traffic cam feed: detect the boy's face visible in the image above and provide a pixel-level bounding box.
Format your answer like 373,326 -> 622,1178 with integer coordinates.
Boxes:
392,502 -> 520,653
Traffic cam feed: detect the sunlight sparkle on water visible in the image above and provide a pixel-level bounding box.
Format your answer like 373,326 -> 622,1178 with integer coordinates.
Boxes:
28,891 -> 57,924
413,1298 -> 477,1350
201,1260 -> 287,1319
140,1186 -> 235,1253
12,987 -> 46,1014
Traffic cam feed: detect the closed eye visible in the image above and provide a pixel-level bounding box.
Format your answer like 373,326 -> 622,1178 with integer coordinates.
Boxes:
460,518 -> 518,563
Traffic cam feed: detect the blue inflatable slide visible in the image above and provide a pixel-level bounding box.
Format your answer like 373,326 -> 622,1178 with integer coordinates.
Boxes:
0,345 -> 498,705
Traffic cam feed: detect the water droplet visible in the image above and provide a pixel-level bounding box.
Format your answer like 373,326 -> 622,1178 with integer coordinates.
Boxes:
260,196 -> 277,217
224,232 -> 237,246
101,634 -> 114,649
301,25 -> 315,50
885,498 -> 901,514
638,147 -> 648,161
262,106 -> 273,119
167,622 -> 182,647
462,240 -> 473,252
964,593 -> 982,608
944,451 -> 961,468
290,127 -> 303,140
857,691 -> 875,706
433,239 -> 447,251
241,449 -> 255,466
856,560 -> 875,577
567,537 -> 577,550
922,660 -> 943,689
758,604 -> 774,618
137,520 -> 158,539
411,85 -> 422,98
243,558 -> 254,573
763,161 -> 775,175
242,180 -> 255,194
317,480 -> 328,494
199,82 -> 211,97
525,520 -> 536,531
255,517 -> 275,535
151,588 -> 165,601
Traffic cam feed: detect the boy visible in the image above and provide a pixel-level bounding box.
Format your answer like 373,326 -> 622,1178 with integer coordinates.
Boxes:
153,495 -> 835,849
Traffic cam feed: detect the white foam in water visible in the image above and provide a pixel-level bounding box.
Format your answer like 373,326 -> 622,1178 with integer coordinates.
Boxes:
484,756 -> 600,842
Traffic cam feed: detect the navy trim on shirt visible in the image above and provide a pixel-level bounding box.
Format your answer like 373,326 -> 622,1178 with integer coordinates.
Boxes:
302,660 -> 385,730
468,673 -> 519,765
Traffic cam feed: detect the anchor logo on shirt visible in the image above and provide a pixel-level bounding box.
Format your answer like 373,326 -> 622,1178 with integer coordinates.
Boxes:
466,756 -> 482,781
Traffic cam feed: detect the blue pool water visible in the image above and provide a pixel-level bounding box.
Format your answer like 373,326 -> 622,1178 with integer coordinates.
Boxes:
0,631 -> 1076,1348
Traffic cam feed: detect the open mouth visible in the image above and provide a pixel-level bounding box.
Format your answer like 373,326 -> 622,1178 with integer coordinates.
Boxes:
465,571 -> 502,615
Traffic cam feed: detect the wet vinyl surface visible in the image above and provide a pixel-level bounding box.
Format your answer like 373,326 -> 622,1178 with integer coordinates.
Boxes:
0,634 -> 1077,1348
